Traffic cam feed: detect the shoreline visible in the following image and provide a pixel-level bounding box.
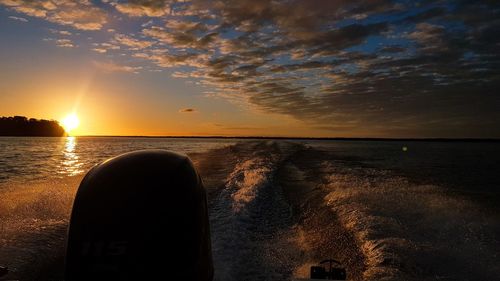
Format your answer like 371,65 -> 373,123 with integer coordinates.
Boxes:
1,135 -> 499,142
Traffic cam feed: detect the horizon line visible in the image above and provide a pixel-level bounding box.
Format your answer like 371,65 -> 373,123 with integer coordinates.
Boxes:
64,135 -> 500,142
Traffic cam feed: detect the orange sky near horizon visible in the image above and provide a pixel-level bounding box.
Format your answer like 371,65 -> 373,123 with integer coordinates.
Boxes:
0,48 -> 348,137
0,72 -> 340,137
0,56 -> 365,137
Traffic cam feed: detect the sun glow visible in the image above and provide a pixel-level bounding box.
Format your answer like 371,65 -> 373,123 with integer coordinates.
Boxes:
62,113 -> 80,134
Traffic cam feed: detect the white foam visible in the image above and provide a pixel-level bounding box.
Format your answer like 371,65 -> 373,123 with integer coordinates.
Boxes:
320,162 -> 500,280
210,141 -> 299,280
227,157 -> 273,212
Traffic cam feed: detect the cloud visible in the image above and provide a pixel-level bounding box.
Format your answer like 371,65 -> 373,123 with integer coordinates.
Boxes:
141,19 -> 154,27
134,50 -> 208,68
91,42 -> 120,53
113,0 -> 172,17
49,29 -> 72,35
407,22 -> 447,53
171,0 -> 498,137
93,61 -> 142,73
114,33 -> 154,49
92,48 -> 107,53
179,108 -> 196,113
0,0 -> 107,30
171,71 -> 190,78
142,25 -> 217,49
56,38 -> 75,48
8,15 -> 27,22
378,46 -> 406,53
49,6 -> 107,30
2,0 -> 499,136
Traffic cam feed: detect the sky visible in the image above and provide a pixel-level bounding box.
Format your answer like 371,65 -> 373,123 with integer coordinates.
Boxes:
0,0 -> 499,137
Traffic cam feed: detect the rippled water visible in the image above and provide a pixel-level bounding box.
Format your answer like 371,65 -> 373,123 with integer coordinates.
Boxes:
0,137 -> 239,184
304,140 -> 500,192
0,137 -> 499,280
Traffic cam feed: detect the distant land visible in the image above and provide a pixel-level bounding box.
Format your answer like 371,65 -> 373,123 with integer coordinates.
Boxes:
0,116 -> 65,136
1,116 -> 498,141
75,135 -> 500,142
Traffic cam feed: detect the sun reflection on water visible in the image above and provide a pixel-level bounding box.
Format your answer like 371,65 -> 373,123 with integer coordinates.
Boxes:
60,136 -> 84,176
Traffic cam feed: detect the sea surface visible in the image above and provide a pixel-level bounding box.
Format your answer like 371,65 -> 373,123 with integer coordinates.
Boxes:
0,137 -> 499,280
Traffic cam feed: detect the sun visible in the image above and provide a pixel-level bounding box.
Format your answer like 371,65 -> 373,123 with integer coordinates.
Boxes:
62,113 -> 80,134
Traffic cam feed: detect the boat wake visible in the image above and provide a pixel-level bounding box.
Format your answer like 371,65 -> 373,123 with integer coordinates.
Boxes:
209,141 -> 300,281
320,161 -> 500,280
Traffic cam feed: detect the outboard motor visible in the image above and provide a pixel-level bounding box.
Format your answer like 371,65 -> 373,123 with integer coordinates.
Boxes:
65,150 -> 213,281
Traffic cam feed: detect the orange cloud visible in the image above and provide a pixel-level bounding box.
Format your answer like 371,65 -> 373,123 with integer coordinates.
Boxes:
1,0 -> 107,30
93,61 -> 142,73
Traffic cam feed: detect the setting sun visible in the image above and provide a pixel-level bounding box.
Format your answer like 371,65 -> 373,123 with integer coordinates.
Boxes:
62,114 -> 80,134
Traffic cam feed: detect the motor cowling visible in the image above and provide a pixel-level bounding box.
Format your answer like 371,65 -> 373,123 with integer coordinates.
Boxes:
65,150 -> 213,281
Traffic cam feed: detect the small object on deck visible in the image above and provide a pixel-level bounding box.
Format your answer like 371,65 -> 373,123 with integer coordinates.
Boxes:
310,259 -> 346,280
0,266 -> 8,277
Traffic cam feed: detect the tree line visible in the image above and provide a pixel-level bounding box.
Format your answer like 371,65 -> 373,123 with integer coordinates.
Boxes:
0,116 -> 65,136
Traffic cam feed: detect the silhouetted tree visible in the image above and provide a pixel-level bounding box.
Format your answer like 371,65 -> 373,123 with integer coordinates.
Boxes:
0,116 -> 65,136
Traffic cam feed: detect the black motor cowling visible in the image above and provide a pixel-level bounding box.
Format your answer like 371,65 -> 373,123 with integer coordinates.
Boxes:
65,150 -> 213,281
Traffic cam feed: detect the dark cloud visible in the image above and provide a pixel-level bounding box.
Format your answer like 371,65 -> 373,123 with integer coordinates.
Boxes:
301,22 -> 389,53
179,108 -> 197,113
142,25 -> 218,49
401,7 -> 446,23
120,0 -> 500,136
407,23 -> 448,53
378,46 -> 406,53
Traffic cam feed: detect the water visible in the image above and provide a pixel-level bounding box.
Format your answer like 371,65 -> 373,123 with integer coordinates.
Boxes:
0,137 -> 499,280
0,137 -> 238,184
304,140 -> 500,192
